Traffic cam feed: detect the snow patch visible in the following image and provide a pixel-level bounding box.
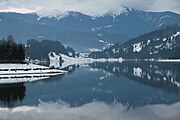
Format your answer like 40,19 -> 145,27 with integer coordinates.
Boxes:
155,44 -> 163,49
48,52 -> 61,61
147,40 -> 150,45
91,28 -> 95,31
89,68 -> 99,72
37,10 -> 72,21
153,38 -> 160,41
57,12 -> 70,20
133,43 -> 143,52
163,38 -> 167,41
38,35 -> 44,39
173,32 -> 180,38
156,38 -> 160,41
112,49 -> 119,54
0,64 -> 48,70
147,74 -> 151,80
97,33 -> 103,36
99,40 -> 107,44
154,51 -> 158,54
159,15 -> 170,20
89,48 -> 102,52
133,67 -> 142,77
106,6 -> 129,18
165,42 -> 172,49
104,25 -> 113,28
171,32 -> 180,40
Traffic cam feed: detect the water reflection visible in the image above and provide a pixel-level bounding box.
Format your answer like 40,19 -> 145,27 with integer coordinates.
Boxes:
38,61 -> 79,73
0,101 -> 179,120
1,61 -> 180,110
49,61 -> 62,68
89,62 -> 180,93
31,61 -> 180,109
0,84 -> 26,108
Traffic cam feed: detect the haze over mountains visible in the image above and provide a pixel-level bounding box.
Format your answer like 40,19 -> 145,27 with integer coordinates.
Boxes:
0,6 -> 179,52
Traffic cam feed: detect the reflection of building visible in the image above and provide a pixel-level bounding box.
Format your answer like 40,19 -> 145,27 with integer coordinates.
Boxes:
0,84 -> 26,108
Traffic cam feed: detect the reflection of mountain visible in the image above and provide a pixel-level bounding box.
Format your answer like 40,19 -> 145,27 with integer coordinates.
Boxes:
0,84 -> 26,108
8,62 -> 180,109
89,62 -> 180,93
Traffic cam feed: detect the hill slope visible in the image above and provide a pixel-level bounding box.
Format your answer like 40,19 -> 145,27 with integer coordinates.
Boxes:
90,25 -> 180,59
25,39 -> 77,60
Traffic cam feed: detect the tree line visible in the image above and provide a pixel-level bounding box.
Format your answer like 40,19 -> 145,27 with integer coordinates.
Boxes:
0,35 -> 25,63
26,39 -> 78,60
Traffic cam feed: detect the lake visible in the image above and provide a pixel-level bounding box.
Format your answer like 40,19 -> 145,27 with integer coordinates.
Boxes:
0,61 -> 180,120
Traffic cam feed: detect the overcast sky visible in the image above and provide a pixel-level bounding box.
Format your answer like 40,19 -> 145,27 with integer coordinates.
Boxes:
0,0 -> 179,15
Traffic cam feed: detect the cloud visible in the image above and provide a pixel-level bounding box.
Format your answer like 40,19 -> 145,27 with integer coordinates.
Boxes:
121,0 -> 156,10
121,0 -> 180,13
0,101 -> 180,120
0,0 -> 179,15
150,0 -> 180,13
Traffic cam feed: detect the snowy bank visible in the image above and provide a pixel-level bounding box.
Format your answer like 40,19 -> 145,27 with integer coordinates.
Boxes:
157,59 -> 180,62
58,53 -> 123,68
0,63 -> 67,84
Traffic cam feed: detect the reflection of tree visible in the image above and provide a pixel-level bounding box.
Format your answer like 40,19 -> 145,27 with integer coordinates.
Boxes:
32,63 -> 79,84
89,62 -> 180,93
0,83 -> 26,108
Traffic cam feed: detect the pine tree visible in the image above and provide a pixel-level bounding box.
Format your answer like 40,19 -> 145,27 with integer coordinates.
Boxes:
0,35 -> 25,63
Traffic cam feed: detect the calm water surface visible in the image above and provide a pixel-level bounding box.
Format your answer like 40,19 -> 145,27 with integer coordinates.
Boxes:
0,62 -> 180,120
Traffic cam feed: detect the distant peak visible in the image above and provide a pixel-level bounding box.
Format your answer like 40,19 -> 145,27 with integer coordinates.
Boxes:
36,10 -> 86,20
105,6 -> 142,17
37,9 -> 64,19
35,6 -> 139,20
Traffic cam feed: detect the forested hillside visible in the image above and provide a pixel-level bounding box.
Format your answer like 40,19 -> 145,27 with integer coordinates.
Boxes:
90,24 -> 180,59
26,39 -> 78,60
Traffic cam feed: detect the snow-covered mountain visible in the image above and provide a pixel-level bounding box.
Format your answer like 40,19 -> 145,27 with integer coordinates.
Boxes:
0,6 -> 180,52
90,25 -> 180,59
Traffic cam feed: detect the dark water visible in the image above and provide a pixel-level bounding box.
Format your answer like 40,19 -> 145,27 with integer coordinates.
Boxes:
1,62 -> 180,109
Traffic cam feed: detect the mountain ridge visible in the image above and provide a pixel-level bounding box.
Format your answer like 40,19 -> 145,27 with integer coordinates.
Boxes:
0,7 -> 180,52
